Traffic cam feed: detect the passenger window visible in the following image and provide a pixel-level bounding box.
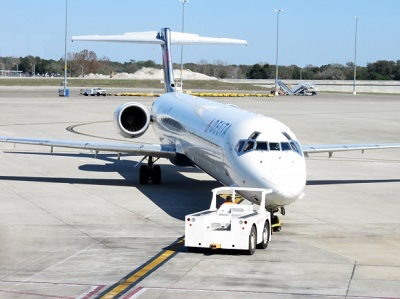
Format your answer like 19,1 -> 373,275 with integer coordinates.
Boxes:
281,142 -> 291,151
243,141 -> 255,152
269,142 -> 280,151
256,141 -> 269,151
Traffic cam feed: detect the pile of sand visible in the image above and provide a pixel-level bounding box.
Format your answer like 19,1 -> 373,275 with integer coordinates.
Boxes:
84,67 -> 216,80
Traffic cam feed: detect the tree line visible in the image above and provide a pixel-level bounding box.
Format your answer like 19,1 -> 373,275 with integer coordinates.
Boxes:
1,50 -> 400,80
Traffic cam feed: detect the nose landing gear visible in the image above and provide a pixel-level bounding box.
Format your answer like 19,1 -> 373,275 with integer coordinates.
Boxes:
271,214 -> 281,232
271,206 -> 285,232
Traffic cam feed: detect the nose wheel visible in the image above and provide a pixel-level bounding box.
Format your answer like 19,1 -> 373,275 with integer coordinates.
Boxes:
271,214 -> 281,232
271,206 -> 285,232
139,156 -> 161,184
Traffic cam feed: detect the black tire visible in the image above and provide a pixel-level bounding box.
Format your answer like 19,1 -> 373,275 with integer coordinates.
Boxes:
84,93 -> 88,96
152,165 -> 161,184
257,221 -> 270,249
272,215 -> 282,232
186,246 -> 199,253
97,93 -> 100,96
247,226 -> 257,255
139,165 -> 149,184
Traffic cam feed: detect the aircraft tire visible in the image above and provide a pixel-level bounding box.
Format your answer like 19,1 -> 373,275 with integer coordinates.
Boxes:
139,165 -> 149,184
257,221 -> 270,249
152,165 -> 161,184
247,225 -> 257,255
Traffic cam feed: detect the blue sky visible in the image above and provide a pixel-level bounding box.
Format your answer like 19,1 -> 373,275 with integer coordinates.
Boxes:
1,0 -> 399,67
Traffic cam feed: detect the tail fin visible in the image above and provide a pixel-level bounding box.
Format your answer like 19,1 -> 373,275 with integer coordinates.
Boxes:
72,28 -> 247,93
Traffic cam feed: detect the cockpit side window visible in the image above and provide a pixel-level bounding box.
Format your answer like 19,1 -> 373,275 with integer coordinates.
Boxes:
290,142 -> 298,152
290,141 -> 303,156
236,140 -> 245,153
282,131 -> 303,156
243,141 -> 255,152
249,131 -> 261,139
282,132 -> 292,140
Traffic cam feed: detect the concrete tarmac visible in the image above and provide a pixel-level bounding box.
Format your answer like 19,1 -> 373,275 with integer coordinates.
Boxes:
0,87 -> 399,299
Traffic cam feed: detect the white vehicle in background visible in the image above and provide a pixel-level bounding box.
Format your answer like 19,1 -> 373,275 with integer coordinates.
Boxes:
82,87 -> 107,96
185,187 -> 272,255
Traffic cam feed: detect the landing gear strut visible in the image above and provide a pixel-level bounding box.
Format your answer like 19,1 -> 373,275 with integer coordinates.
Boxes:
139,156 -> 161,184
271,207 -> 284,232
271,214 -> 281,232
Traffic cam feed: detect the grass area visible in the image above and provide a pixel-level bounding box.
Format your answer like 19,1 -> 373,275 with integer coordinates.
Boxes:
0,77 -> 269,92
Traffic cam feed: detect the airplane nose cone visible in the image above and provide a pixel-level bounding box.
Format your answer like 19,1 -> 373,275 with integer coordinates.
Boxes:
263,155 -> 306,200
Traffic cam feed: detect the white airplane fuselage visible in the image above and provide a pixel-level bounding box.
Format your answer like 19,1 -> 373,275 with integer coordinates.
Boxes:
152,92 -> 307,209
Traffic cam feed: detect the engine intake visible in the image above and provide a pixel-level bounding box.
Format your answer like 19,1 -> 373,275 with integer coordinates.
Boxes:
114,102 -> 151,138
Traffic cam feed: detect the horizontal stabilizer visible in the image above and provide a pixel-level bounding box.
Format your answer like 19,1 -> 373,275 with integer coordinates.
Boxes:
72,31 -> 247,46
72,31 -> 163,44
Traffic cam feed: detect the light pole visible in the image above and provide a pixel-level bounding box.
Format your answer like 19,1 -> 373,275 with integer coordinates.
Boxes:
179,0 -> 189,90
274,9 -> 283,96
353,16 -> 360,95
0,63 -> 4,77
63,0 -> 68,96
14,63 -> 19,77
81,65 -> 84,77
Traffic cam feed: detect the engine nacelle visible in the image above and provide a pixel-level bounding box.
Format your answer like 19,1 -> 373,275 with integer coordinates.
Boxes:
113,102 -> 151,138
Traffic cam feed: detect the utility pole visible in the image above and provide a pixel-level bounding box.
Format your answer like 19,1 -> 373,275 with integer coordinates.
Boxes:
353,16 -> 360,95
179,0 -> 189,91
274,9 -> 283,96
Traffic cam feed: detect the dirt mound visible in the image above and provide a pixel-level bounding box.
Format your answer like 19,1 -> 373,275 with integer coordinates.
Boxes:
85,67 -> 216,80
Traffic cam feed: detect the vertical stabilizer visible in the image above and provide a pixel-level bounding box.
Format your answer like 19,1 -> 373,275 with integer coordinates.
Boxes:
157,28 -> 176,93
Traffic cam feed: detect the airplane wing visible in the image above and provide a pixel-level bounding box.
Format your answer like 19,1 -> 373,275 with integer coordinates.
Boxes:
0,137 -> 176,158
302,143 -> 400,157
71,31 -> 247,46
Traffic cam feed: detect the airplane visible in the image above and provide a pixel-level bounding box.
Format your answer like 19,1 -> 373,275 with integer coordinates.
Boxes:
1,28 -> 400,231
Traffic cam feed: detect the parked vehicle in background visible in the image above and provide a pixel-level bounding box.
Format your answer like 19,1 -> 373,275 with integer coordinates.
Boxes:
82,87 -> 106,96
297,90 -> 317,96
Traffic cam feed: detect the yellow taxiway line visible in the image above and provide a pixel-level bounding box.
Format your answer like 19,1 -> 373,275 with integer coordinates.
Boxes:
98,237 -> 184,299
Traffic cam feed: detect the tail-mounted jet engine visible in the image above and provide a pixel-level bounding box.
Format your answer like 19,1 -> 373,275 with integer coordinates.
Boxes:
113,102 -> 151,138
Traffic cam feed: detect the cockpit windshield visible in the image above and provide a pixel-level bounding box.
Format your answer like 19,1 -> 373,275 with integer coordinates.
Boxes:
235,131 -> 303,156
